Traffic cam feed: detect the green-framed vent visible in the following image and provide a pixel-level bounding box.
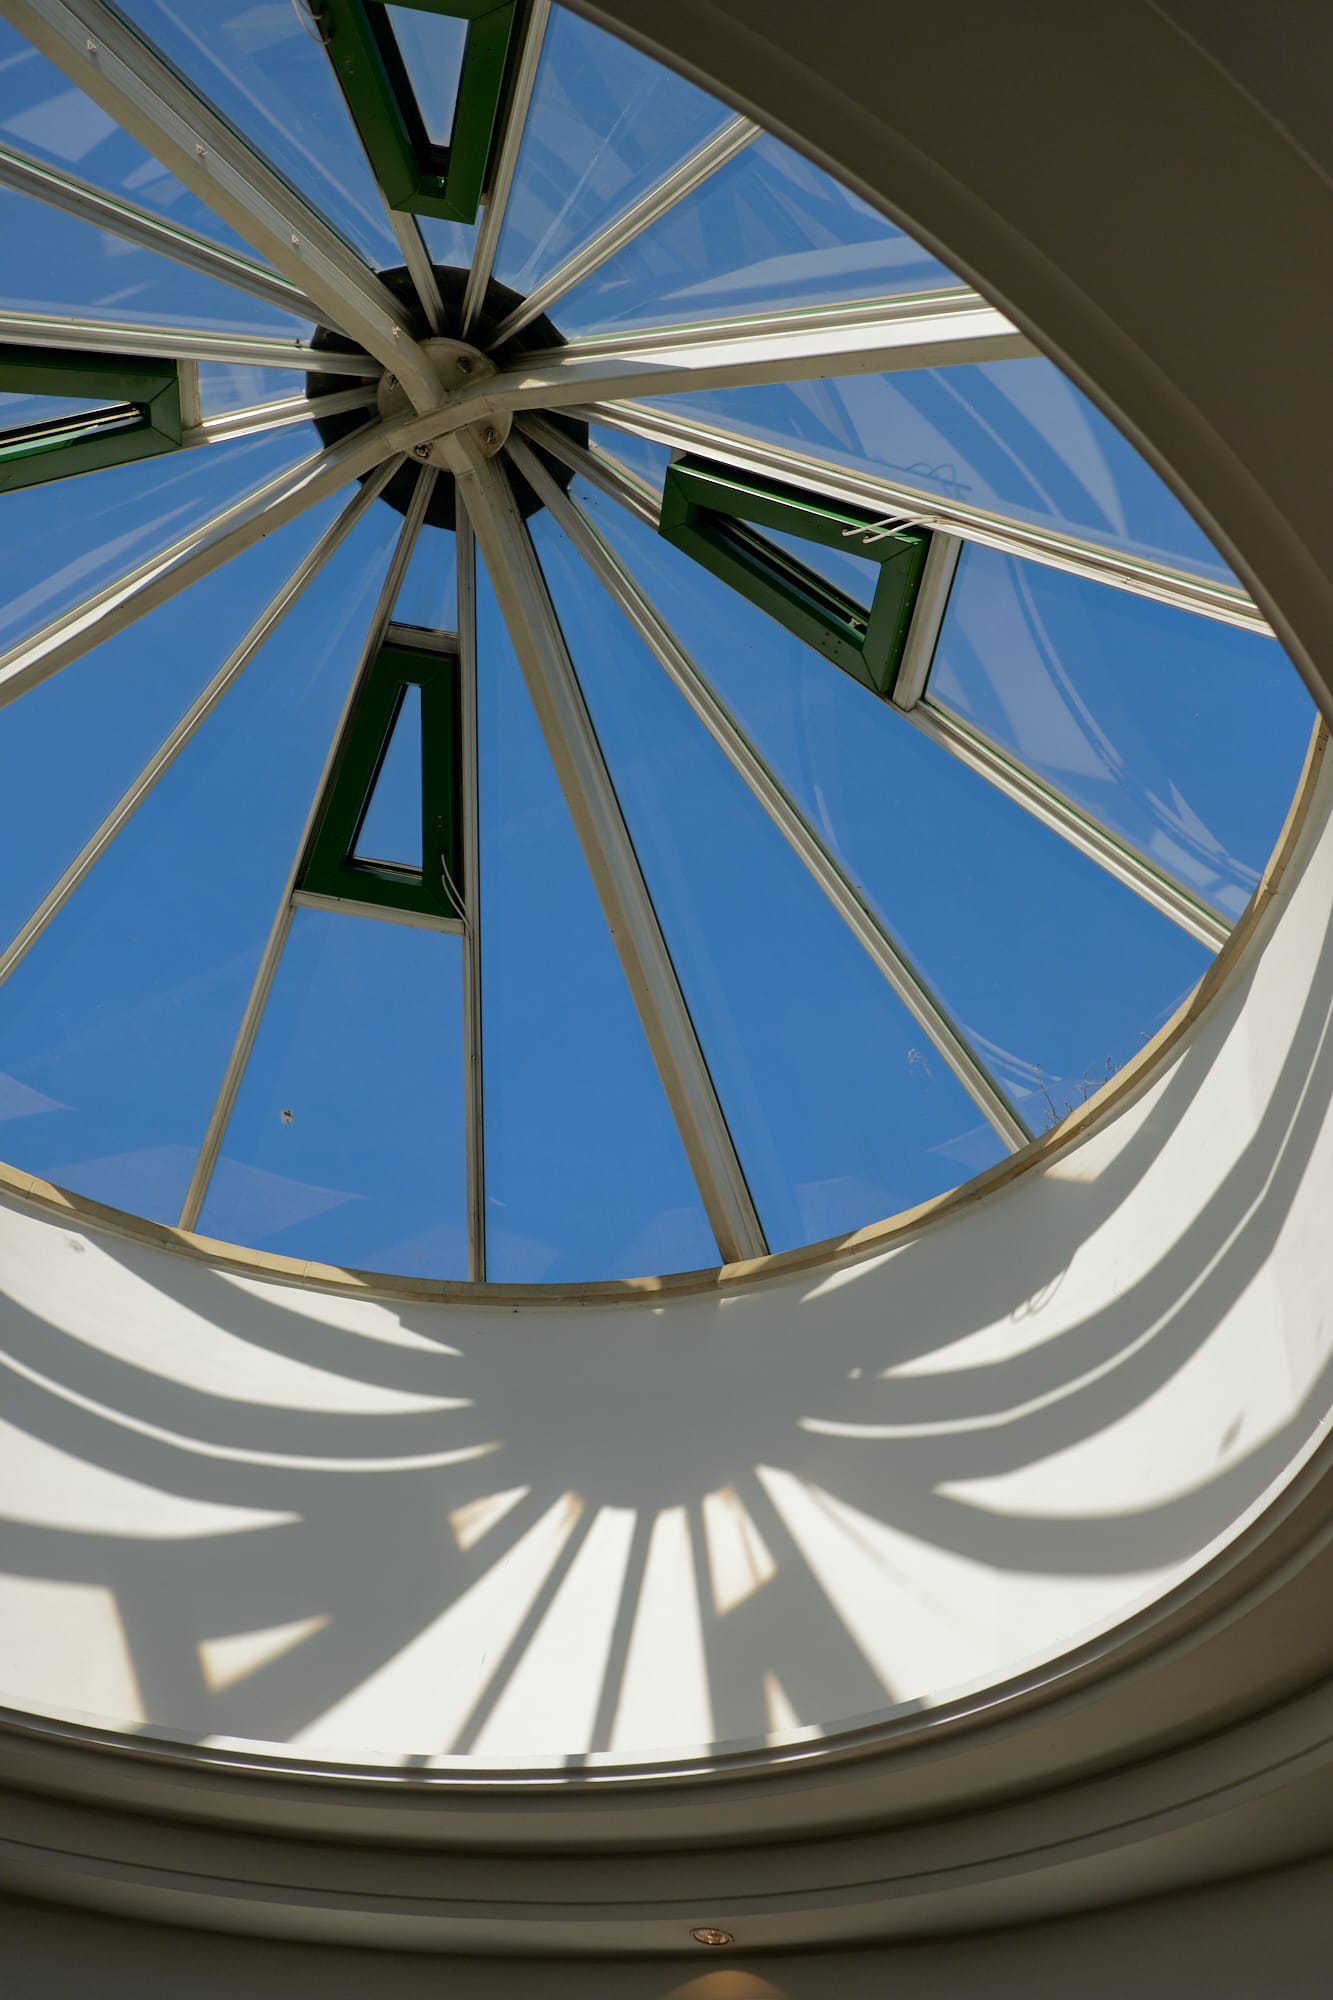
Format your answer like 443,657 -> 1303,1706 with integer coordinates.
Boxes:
659,456 -> 930,699
0,347 -> 182,493
311,0 -> 520,224
301,632 -> 464,922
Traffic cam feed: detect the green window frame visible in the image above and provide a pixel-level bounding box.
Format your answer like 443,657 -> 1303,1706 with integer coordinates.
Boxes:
658,456 -> 929,699
311,0 -> 520,224
301,635 -> 464,922
0,347 -> 182,494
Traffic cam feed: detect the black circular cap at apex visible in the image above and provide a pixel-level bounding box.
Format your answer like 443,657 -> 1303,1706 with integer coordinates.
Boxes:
306,266 -> 587,530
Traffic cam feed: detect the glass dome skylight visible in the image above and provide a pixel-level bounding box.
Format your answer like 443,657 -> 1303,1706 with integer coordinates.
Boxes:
0,0 -> 1314,1286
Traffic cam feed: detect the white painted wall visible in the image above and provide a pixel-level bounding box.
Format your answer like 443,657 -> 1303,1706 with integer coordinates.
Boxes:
0,748 -> 1330,1770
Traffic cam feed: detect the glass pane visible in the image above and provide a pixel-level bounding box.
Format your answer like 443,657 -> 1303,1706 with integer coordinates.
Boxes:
0,18 -> 290,260
197,362 -> 305,413
588,421 -> 671,501
532,509 -> 1007,1249
496,7 -> 730,300
0,496 -> 346,954
0,426 -> 317,656
0,391 -> 111,428
928,545 -> 1314,921
0,182 -> 308,334
385,4 -> 468,146
584,483 -> 1215,1134
662,359 -> 1236,584
119,1 -> 399,265
557,132 -> 959,338
197,907 -> 466,1277
761,523 -> 882,604
393,523 -> 457,630
475,560 -> 717,1281
0,503 -> 397,1223
355,683 -> 422,868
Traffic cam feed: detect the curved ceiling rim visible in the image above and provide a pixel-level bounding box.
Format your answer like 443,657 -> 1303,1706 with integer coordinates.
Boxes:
1,719 -> 1324,1312
0,1673 -> 1330,1955
568,0 -> 1333,738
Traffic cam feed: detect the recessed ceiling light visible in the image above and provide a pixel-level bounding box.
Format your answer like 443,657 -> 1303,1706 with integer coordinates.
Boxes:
691,1927 -> 734,1947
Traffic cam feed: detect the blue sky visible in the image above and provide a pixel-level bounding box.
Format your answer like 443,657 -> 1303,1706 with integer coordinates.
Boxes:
0,4 -> 1314,1279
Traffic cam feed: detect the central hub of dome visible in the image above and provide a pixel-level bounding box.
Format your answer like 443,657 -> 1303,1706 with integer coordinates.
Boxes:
307,263 -> 584,530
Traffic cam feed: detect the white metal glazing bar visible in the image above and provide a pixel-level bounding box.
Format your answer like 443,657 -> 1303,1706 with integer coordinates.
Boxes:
907,703 -> 1233,951
177,467 -> 437,1234
456,512 -> 486,1283
579,402 -> 1269,633
182,386 -> 378,446
448,429 -> 768,1263
388,212 -> 446,335
506,429 -> 1033,1153
486,115 -> 759,349
460,0 -> 550,338
0,462 -> 398,993
490,293 -> 1032,406
0,421 -> 392,710
7,0 -> 444,410
0,141 -> 326,325
0,311 -> 382,373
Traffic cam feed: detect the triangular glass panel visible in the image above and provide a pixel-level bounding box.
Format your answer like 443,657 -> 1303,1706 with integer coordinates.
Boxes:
555,131 -> 959,338
0,181 -> 307,334
0,18 -> 288,261
383,6 -> 470,145
0,426 -> 316,657
474,560 -> 716,1282
531,506 -> 1007,1252
0,502 -> 399,1224
495,8 -> 731,298
0,491 -> 349,954
927,543 -> 1313,921
354,681 -> 423,870
197,905 -> 466,1277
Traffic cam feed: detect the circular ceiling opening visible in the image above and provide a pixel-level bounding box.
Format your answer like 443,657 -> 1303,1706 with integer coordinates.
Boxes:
0,0 -> 1316,1290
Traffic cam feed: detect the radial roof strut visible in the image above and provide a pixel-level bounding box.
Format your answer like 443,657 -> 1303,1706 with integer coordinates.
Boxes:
0,311 -> 382,374
182,387 -> 380,448
0,462 -> 399,993
0,141 -> 325,324
508,427 -> 1033,1152
580,402 -> 1268,632
7,0 -> 443,410
460,0 -> 550,337
456,512 -> 487,1284
178,466 -> 437,1235
487,113 -> 760,348
449,427 -> 769,1264
495,293 -> 1033,405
